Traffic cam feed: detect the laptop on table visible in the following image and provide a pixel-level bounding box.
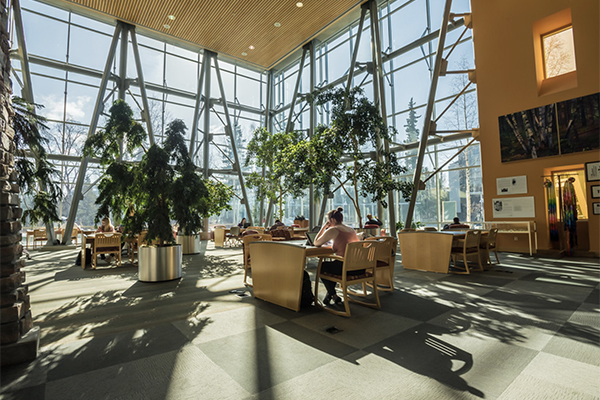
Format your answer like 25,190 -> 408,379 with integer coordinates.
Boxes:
305,232 -> 318,246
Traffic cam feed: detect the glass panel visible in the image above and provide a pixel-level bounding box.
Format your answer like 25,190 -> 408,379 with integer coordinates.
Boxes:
70,13 -> 114,35
69,25 -> 113,70
165,53 -> 198,91
22,11 -> 68,61
543,27 -> 577,78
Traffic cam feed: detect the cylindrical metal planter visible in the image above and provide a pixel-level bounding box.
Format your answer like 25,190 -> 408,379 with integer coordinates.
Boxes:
138,245 -> 182,282
176,234 -> 200,254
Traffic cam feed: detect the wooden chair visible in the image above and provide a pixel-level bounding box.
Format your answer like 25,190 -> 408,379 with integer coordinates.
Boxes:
214,227 -> 226,248
246,226 -> 265,233
480,228 -> 499,265
423,227 -> 437,231
242,233 -> 272,287
126,231 -> 148,264
315,241 -> 381,317
32,229 -> 47,249
226,226 -> 242,246
450,230 -> 483,274
364,236 -> 397,291
91,233 -> 122,269
69,228 -> 79,246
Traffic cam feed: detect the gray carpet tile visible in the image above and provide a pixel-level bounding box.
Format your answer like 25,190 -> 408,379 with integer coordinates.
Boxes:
43,322 -> 190,382
1,245 -> 598,400
197,321 -> 358,394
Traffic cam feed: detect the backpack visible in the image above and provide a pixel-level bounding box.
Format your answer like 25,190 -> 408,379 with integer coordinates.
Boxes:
300,270 -> 314,307
75,248 -> 92,266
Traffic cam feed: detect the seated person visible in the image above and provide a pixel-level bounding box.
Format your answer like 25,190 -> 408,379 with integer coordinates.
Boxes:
446,217 -> 470,230
314,207 -> 360,305
270,219 -> 285,231
238,217 -> 251,229
96,217 -> 115,262
364,214 -> 383,227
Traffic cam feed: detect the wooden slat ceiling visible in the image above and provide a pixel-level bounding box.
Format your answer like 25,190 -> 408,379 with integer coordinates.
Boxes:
53,0 -> 365,69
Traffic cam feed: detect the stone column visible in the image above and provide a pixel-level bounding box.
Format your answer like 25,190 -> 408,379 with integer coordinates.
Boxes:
0,0 -> 39,366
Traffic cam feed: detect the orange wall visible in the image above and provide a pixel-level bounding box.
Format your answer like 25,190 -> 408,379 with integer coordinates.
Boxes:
471,0 -> 600,254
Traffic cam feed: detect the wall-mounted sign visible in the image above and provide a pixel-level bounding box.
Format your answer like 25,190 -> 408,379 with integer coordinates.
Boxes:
492,196 -> 535,218
496,175 -> 528,195
593,202 -> 600,215
585,161 -> 600,182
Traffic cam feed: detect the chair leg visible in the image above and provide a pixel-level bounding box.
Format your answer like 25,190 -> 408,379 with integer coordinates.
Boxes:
493,249 -> 500,264
243,266 -> 252,287
462,254 -> 471,274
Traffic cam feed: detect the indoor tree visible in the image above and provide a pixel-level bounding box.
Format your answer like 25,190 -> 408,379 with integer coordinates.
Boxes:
302,87 -> 413,224
85,100 -> 231,246
12,96 -> 62,231
244,127 -> 305,221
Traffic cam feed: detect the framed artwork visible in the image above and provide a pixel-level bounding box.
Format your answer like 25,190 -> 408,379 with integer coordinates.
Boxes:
593,202 -> 600,215
592,185 -> 600,199
586,161 -> 600,181
557,93 -> 600,155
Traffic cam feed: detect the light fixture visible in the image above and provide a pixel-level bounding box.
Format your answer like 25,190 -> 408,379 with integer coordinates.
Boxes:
241,52 -> 248,56
167,15 -> 175,20
163,24 -> 170,29
296,2 -> 303,7
274,22 -> 281,27
249,45 -> 255,50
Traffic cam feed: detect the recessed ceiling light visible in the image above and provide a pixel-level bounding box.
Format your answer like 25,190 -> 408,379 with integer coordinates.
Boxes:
167,15 -> 175,20
241,52 -> 248,56
249,45 -> 255,50
274,22 -> 281,27
163,24 -> 170,29
296,2 -> 303,7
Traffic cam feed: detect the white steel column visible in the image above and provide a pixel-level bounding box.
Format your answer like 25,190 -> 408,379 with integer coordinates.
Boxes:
405,0 -> 453,229
189,51 -> 208,157
63,23 -> 123,244
129,27 -> 155,145
213,55 -> 253,224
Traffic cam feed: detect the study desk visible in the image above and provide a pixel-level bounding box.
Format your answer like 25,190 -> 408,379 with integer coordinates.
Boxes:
249,241 -> 334,311
397,231 -> 489,273
80,233 -> 96,269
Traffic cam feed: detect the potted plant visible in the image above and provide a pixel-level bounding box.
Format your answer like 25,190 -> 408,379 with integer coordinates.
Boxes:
84,100 -> 220,281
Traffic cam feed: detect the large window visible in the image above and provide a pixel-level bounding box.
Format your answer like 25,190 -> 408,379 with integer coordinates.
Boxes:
543,26 -> 577,79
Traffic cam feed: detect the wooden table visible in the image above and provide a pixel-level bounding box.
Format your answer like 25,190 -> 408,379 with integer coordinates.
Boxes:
397,230 -> 489,273
81,233 -> 95,269
249,241 -> 334,311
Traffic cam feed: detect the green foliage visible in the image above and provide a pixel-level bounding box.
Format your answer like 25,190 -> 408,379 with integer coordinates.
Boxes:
84,99 -> 146,165
304,87 -> 412,222
86,100 -> 232,246
205,179 -> 234,219
12,96 -> 62,226
245,127 -> 305,219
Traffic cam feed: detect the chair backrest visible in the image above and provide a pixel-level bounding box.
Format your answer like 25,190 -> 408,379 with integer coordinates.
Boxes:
487,228 -> 498,244
214,227 -> 226,246
342,241 -> 379,272
242,234 -> 272,264
230,226 -> 241,235
271,229 -> 291,240
247,226 -> 265,232
423,227 -> 437,231
33,229 -> 47,239
71,228 -> 78,239
94,233 -> 122,251
464,230 -> 481,249
365,236 -> 397,264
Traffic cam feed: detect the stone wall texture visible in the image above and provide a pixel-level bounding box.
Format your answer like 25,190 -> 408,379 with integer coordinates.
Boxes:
0,0 -> 39,366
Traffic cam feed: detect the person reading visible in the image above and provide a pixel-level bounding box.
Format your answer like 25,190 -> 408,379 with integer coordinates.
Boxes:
96,217 -> 116,263
314,207 -> 360,305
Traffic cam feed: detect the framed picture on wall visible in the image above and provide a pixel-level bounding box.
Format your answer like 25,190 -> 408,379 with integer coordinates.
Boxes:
592,185 -> 600,199
593,202 -> 600,215
585,161 -> 600,181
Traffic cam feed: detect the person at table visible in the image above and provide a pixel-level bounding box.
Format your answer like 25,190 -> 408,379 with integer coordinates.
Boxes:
364,214 -> 382,227
96,217 -> 115,262
444,217 -> 470,230
238,217 -> 250,229
270,219 -> 285,231
314,207 -> 360,305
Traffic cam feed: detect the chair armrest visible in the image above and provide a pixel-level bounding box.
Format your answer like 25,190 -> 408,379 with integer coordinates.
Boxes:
317,254 -> 343,262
